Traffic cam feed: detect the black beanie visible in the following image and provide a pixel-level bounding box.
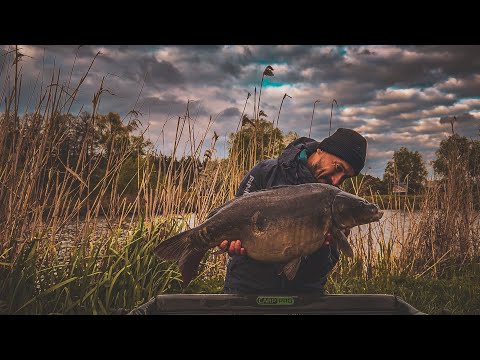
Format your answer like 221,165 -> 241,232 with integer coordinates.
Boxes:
317,128 -> 367,176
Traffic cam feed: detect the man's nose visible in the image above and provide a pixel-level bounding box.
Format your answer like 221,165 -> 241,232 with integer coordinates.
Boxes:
331,173 -> 344,186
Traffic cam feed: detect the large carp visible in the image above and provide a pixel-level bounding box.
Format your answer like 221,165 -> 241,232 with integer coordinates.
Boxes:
154,183 -> 383,287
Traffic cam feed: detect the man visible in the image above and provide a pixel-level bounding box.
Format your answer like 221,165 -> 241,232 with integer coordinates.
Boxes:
219,128 -> 367,294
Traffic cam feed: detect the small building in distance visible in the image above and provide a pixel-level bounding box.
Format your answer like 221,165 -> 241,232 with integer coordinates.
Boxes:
392,182 -> 407,193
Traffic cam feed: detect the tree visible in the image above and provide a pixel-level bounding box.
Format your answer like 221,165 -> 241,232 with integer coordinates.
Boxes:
96,112 -> 132,157
228,116 -> 284,169
383,147 -> 428,194
342,174 -> 388,196
282,131 -> 299,148
432,134 -> 480,181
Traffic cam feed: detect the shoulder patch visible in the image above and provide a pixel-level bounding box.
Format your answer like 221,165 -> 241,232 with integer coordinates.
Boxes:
243,175 -> 255,194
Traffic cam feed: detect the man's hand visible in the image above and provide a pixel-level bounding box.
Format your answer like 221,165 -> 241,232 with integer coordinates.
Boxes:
219,240 -> 246,256
324,233 -> 335,246
323,228 -> 351,246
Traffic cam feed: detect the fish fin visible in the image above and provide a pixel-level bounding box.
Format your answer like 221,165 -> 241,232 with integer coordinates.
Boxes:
206,208 -> 219,219
154,229 -> 207,287
331,227 -> 354,258
206,198 -> 237,219
178,250 -> 207,287
280,257 -> 302,280
206,206 -> 223,219
207,185 -> 303,219
154,229 -> 194,261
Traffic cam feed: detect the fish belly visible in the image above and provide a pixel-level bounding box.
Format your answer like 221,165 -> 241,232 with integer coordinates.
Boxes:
244,212 -> 329,262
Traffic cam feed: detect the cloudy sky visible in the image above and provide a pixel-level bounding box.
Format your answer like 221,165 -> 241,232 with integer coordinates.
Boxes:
2,45 -> 480,178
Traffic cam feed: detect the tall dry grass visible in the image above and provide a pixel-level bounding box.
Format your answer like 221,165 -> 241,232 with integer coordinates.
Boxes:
404,140 -> 480,276
1,48 -> 478,314
0,47 -> 267,313
334,147 -> 480,285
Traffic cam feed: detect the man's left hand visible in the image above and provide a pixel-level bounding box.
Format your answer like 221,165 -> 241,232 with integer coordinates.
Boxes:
323,228 -> 351,246
324,232 -> 335,246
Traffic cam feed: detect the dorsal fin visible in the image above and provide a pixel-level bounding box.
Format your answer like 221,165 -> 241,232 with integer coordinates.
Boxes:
253,183 -> 337,193
206,184 -> 321,219
254,184 -> 298,192
206,199 -> 236,219
205,186 -> 295,219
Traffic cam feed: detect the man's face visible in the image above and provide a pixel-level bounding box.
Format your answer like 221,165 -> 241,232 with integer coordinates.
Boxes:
306,149 -> 355,186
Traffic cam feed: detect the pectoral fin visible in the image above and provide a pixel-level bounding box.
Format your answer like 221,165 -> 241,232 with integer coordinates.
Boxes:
280,257 -> 302,280
331,227 -> 354,258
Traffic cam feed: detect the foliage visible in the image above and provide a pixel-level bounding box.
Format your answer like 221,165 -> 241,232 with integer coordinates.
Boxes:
383,147 -> 428,194
327,260 -> 480,315
432,134 -> 480,181
1,50 -> 479,315
0,218 -> 186,314
342,173 -> 388,196
117,156 -> 143,194
161,260 -> 480,315
228,116 -> 284,167
282,131 -> 299,148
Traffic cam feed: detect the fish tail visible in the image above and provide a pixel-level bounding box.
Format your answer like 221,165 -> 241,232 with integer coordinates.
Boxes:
154,229 -> 207,288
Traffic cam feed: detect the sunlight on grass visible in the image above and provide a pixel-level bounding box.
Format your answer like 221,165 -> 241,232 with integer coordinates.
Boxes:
1,47 -> 479,314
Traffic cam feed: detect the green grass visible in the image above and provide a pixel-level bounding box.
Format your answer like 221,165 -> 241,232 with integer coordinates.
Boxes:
0,218 -> 186,315
181,276 -> 225,294
327,275 -> 480,315
327,261 -> 480,315
173,266 -> 480,315
2,49 -> 479,316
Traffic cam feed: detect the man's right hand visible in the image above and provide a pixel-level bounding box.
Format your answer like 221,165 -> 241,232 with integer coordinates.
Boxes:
219,240 -> 246,256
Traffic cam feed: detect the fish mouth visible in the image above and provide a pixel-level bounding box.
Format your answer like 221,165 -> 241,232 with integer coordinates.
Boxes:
370,207 -> 384,221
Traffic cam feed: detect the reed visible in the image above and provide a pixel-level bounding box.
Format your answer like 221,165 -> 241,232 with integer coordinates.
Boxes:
1,48 -> 478,314
0,48 -> 217,314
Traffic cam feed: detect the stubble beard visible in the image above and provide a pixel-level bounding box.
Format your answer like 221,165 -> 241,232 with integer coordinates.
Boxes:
312,163 -> 331,185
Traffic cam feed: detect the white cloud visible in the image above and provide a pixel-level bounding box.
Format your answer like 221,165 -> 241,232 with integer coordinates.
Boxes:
8,44 -> 480,180
154,47 -> 183,63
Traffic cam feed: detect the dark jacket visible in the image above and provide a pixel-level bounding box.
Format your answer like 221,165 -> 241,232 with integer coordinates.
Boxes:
223,137 -> 340,294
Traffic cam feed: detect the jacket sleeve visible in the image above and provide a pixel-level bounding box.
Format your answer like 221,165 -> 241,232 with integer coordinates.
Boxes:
235,162 -> 267,197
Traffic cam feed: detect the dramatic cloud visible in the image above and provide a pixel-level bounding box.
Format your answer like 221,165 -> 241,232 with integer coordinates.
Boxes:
439,112 -> 476,125
2,44 -> 480,178
221,107 -> 241,117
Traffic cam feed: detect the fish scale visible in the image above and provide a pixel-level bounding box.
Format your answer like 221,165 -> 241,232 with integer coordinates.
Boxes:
154,183 -> 383,287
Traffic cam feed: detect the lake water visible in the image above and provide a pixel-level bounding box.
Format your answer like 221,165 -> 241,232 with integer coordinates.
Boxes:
182,209 -> 420,255
352,209 -> 415,238
56,209 -> 478,258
